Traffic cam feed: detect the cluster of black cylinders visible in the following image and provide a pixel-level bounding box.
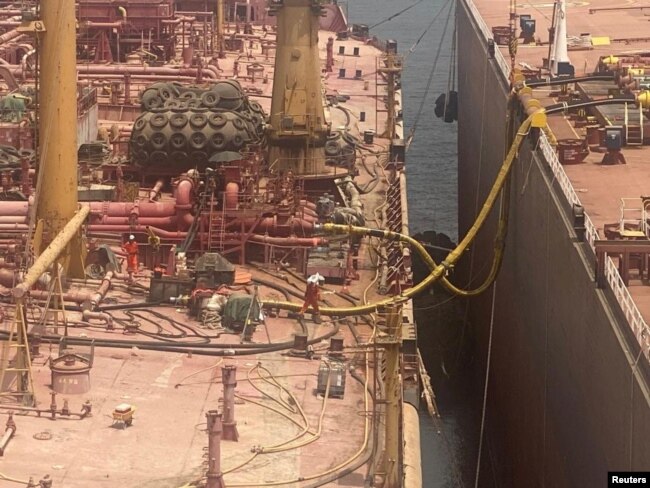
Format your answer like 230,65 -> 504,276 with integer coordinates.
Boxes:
130,80 -> 266,169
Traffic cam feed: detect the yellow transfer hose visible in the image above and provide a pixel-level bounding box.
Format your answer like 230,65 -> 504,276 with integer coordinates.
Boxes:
439,172 -> 511,297
413,93 -> 518,296
260,113 -> 537,316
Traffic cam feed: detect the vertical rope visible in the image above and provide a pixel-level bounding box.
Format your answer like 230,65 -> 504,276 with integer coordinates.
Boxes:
474,280 -> 497,488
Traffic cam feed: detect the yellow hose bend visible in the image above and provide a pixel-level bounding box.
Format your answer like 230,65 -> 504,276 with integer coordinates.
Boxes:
439,175 -> 511,297
260,113 -> 537,316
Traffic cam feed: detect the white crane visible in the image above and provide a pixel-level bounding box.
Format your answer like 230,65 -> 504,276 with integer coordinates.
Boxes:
549,0 -> 572,76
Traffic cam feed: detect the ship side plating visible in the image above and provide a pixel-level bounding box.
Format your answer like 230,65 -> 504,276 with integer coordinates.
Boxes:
458,0 -> 650,485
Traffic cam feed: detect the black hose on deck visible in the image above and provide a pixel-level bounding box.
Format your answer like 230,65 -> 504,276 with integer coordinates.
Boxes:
544,97 -> 636,114
0,325 -> 340,356
98,301 -> 161,311
526,74 -> 615,87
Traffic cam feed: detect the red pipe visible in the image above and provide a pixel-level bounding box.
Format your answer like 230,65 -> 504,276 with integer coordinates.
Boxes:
300,207 -> 318,218
299,199 -> 317,210
81,21 -> 123,28
149,179 -> 165,202
176,10 -> 215,16
162,18 -> 186,25
88,225 -> 188,240
0,28 -> 20,44
0,216 -> 26,223
80,177 -> 195,229
85,271 -> 114,309
29,289 -> 92,304
204,64 -> 221,79
76,65 -> 218,80
0,224 -> 27,231
94,216 -> 177,226
248,235 -> 327,247
0,268 -> 14,287
82,309 -> 114,328
225,182 -> 239,210
78,74 -> 198,83
226,216 -> 315,236
174,177 -> 195,229
0,201 -> 28,215
4,64 -> 219,80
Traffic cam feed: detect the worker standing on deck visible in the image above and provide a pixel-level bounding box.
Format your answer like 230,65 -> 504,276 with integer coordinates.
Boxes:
300,273 -> 324,324
122,234 -> 139,282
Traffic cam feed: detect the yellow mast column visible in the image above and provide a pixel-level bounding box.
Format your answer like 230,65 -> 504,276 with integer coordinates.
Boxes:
267,0 -> 328,175
36,0 -> 85,277
380,305 -> 403,487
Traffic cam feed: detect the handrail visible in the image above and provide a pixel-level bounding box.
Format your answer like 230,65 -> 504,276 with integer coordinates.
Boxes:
606,257 -> 650,360
463,0 -> 511,82
464,0 -> 650,361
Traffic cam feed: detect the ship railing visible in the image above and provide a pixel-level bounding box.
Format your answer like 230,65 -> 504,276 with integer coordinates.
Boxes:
464,0 -> 650,361
463,0 -> 511,82
538,131 -> 598,244
605,257 -> 650,360
583,213 -> 599,252
540,132 -> 650,359
618,197 -> 647,235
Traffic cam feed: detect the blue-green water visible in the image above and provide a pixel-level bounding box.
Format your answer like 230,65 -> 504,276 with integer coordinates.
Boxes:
346,0 -> 458,241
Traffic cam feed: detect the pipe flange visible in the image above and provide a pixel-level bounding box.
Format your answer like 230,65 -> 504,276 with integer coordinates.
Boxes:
33,431 -> 52,441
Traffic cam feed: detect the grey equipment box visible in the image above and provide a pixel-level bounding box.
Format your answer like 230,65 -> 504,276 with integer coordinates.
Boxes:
317,360 -> 346,398
195,252 -> 235,288
148,276 -> 194,303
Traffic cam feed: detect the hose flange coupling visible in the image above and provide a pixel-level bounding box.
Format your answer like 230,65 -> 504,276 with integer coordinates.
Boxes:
440,260 -> 454,276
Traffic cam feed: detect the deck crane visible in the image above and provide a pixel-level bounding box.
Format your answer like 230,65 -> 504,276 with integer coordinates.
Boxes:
548,0 -> 574,76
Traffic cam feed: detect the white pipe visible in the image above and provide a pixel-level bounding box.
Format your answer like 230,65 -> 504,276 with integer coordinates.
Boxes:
20,48 -> 35,76
403,403 -> 423,487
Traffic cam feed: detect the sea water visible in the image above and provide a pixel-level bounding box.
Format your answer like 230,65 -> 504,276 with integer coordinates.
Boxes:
345,1 -> 479,486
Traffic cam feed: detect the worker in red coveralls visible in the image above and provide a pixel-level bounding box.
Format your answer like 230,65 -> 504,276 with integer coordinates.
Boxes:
122,234 -> 139,282
300,273 -> 324,324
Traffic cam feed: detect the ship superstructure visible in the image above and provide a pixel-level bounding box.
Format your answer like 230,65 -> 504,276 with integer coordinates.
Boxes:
0,1 -> 423,486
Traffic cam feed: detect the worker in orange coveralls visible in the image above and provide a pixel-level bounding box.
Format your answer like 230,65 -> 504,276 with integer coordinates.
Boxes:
300,273 -> 324,324
122,234 -> 139,282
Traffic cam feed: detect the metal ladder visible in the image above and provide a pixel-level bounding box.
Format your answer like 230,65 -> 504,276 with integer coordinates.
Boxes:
208,192 -> 226,252
625,103 -> 644,146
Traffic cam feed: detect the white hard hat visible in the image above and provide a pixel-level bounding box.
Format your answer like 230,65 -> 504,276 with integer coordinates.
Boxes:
307,273 -> 324,284
129,234 -> 135,240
